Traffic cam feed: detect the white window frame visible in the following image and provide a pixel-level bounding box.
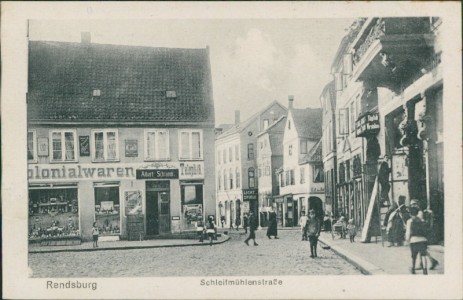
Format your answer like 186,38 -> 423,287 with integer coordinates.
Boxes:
144,129 -> 170,161
91,129 -> 120,162
235,144 -> 240,161
49,129 -> 78,163
28,130 -> 38,163
178,129 -> 203,160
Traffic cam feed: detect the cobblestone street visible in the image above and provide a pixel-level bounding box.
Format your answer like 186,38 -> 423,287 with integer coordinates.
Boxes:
29,230 -> 361,277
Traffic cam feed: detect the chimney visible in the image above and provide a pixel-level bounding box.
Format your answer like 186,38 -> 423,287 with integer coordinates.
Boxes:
81,32 -> 91,44
234,110 -> 240,125
288,95 -> 294,109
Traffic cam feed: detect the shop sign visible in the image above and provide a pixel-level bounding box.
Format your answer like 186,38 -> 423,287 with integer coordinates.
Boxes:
275,198 -> 284,203
310,186 -> 325,194
79,136 -> 90,157
136,169 -> 179,179
243,189 -> 258,201
28,162 -> 204,182
356,113 -> 380,137
125,140 -> 138,157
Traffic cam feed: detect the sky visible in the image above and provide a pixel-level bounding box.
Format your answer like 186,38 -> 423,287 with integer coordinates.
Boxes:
29,19 -> 354,126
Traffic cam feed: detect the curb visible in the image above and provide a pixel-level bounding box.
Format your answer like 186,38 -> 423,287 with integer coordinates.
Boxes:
318,237 -> 386,275
29,235 -> 231,254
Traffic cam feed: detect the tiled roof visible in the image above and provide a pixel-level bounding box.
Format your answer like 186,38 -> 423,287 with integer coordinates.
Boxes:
28,41 -> 214,124
217,101 -> 287,139
291,107 -> 322,139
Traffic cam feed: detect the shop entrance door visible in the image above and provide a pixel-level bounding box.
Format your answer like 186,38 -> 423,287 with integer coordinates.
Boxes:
146,191 -> 171,235
146,181 -> 171,235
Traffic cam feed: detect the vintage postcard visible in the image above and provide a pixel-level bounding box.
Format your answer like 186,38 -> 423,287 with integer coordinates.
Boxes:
2,1 -> 462,299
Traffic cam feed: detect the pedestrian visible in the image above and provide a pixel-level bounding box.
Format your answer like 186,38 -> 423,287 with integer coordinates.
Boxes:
243,213 -> 249,234
307,210 -> 321,258
235,216 -> 241,231
205,216 -> 217,246
92,222 -> 99,248
244,210 -> 259,246
347,219 -> 357,243
220,215 -> 225,228
196,218 -> 205,242
386,195 -> 409,247
406,205 -> 429,275
267,208 -> 279,239
323,213 -> 332,232
299,211 -> 308,241
410,199 -> 439,270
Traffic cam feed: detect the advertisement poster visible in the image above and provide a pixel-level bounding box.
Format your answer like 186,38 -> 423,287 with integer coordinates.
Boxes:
183,204 -> 203,224
124,190 -> 142,216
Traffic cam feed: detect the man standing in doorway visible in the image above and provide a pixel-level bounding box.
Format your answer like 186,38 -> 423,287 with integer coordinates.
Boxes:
244,210 -> 259,246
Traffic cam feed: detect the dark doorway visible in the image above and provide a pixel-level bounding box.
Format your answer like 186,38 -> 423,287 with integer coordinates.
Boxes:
309,197 -> 324,220
146,181 -> 171,235
293,200 -> 299,226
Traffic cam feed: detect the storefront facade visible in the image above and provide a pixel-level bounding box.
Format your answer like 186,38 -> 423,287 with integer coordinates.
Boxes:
27,39 -> 216,242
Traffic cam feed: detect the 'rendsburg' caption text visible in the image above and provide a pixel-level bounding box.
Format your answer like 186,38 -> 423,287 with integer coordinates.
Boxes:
200,278 -> 283,286
47,280 -> 97,291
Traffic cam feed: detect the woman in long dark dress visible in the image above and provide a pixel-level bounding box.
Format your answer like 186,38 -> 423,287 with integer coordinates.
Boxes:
267,209 -> 279,239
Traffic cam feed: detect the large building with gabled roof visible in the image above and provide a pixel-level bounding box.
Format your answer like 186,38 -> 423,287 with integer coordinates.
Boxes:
27,35 -> 216,242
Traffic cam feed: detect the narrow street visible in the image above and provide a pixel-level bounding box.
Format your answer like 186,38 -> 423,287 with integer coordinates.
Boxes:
28,230 -> 361,277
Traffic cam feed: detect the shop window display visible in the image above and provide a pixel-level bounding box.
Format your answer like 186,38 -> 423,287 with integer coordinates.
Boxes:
28,188 -> 79,240
94,186 -> 121,236
181,184 -> 204,230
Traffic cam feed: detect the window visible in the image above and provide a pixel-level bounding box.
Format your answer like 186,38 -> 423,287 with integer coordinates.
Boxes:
263,119 -> 269,129
313,165 -> 325,182
258,166 -> 262,178
288,120 -> 291,130
229,168 -> 234,189
224,170 -> 228,190
338,108 -> 349,135
285,171 -> 290,186
265,165 -> 270,176
280,173 -> 285,187
346,160 -> 351,181
300,167 -> 305,184
228,147 -> 233,162
91,129 -> 119,162
223,149 -> 226,164
289,145 -> 293,156
94,185 -> 121,236
350,102 -> 356,133
181,184 -> 204,230
218,150 -> 221,165
236,167 -> 241,188
290,169 -> 295,185
179,130 -> 202,160
28,131 -> 37,162
50,130 -> 77,162
248,168 -> 256,188
235,145 -> 240,161
218,172 -> 222,190
145,130 -> 169,160
300,139 -> 308,154
247,143 -> 254,160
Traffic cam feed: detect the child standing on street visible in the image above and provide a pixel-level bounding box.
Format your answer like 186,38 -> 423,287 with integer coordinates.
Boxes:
92,222 -> 99,248
307,210 -> 321,258
406,205 -> 429,275
299,211 -> 308,241
347,219 -> 357,243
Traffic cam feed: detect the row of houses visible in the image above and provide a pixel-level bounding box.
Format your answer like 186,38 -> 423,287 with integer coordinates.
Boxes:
27,16 -> 444,244
214,17 -> 445,245
215,97 -> 324,229
321,17 -> 444,242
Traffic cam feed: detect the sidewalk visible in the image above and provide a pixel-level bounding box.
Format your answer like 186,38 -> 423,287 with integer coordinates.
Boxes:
29,234 -> 230,254
318,232 -> 444,275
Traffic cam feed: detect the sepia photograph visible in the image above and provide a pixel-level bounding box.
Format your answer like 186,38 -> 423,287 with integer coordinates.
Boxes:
2,2 -> 462,299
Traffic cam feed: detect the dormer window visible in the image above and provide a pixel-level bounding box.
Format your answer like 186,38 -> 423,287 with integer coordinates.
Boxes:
288,120 -> 291,130
93,89 -> 101,97
166,91 -> 177,98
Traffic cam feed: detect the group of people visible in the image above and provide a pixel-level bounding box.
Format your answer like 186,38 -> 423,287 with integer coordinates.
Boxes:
384,196 -> 438,274
196,216 -> 218,246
